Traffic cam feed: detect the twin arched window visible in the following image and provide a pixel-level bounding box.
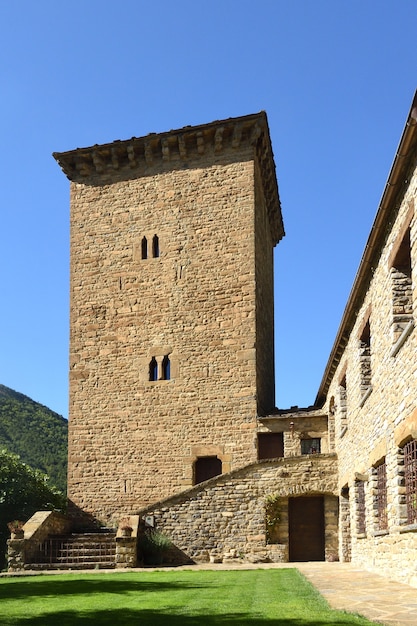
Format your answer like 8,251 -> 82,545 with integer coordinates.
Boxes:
149,355 -> 171,381
141,235 -> 160,260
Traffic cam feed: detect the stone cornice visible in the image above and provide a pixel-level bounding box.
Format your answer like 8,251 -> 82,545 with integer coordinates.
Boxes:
53,112 -> 284,245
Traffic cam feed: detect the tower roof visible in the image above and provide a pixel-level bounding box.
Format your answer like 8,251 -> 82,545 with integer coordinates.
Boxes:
53,112 -> 284,245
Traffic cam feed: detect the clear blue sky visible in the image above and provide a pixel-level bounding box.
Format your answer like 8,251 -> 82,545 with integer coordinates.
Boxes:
0,1 -> 416,418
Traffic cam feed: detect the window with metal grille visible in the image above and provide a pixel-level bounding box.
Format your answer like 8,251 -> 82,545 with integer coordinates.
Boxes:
375,460 -> 388,531
301,438 -> 321,455
404,439 -> 417,524
356,480 -> 366,535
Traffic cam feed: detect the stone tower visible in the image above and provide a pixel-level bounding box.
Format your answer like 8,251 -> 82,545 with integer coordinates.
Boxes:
54,113 -> 284,525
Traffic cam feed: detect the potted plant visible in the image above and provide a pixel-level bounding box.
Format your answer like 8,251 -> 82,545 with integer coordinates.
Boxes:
7,520 -> 24,539
119,517 -> 133,537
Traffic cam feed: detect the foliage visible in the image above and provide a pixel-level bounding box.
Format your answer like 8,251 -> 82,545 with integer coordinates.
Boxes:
0,384 -> 67,492
7,520 -> 24,533
0,449 -> 66,570
0,569 -> 377,625
137,530 -> 172,565
265,493 -> 281,544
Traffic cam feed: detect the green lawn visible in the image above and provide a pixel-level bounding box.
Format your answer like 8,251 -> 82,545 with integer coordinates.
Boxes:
0,569 -> 377,625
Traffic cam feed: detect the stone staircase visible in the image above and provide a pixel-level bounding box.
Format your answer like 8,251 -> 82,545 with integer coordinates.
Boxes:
28,532 -> 117,570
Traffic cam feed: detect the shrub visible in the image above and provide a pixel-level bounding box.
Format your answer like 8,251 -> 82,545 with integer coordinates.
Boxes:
137,530 -> 171,565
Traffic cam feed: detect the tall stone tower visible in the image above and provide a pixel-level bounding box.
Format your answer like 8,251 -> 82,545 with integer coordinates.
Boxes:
54,113 -> 284,525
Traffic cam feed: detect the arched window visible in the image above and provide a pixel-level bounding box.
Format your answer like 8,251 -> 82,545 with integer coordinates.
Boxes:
152,234 -> 160,258
162,355 -> 170,380
149,357 -> 158,381
141,236 -> 148,260
194,456 -> 222,485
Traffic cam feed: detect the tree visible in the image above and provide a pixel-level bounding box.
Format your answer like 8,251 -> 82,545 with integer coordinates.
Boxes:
0,449 -> 66,569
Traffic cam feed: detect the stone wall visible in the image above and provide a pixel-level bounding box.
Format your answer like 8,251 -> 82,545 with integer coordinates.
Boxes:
138,455 -> 338,563
322,145 -> 417,584
254,160 -> 275,414
7,511 -> 71,572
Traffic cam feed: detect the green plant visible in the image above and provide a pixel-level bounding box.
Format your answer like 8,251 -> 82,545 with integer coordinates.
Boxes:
265,493 -> 281,544
0,449 -> 66,569
137,530 -> 172,565
7,520 -> 24,533
0,384 -> 68,493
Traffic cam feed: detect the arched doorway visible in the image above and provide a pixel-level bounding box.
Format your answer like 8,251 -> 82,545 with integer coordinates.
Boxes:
288,496 -> 325,561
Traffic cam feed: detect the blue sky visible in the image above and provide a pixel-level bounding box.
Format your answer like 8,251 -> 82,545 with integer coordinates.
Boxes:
0,1 -> 416,418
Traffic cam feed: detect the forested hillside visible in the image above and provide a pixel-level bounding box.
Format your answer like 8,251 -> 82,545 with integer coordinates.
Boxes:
0,385 -> 67,493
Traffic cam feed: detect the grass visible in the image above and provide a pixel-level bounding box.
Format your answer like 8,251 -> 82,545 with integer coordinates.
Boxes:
0,568 -> 378,625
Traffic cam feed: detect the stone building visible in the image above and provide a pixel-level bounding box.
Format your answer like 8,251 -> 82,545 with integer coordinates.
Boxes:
316,91 -> 417,585
10,94 -> 417,583
50,111 -> 339,563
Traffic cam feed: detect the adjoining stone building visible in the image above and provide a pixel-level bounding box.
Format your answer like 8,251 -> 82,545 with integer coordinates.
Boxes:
9,94 -> 417,584
315,91 -> 417,585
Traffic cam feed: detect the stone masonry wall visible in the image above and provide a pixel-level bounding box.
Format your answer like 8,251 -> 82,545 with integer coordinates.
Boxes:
139,454 -> 338,563
254,160 -> 275,414
323,161 -> 417,586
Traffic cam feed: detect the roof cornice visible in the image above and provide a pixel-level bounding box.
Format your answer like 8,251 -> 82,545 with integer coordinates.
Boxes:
53,112 -> 284,244
315,91 -> 417,407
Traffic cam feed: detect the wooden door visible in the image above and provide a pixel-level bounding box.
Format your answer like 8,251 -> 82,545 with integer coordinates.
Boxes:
258,433 -> 284,460
288,496 -> 325,561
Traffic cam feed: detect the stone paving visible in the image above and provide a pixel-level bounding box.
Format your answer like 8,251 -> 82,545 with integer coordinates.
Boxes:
2,561 -> 417,625
296,562 -> 417,626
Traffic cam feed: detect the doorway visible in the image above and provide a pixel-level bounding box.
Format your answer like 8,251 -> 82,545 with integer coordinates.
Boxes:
288,496 -> 325,561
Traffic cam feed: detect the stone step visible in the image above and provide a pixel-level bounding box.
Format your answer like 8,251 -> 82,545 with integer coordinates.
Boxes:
26,561 -> 116,571
32,532 -> 117,568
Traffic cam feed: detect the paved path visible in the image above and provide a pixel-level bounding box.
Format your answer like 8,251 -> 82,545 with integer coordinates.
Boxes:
2,561 -> 417,625
296,562 -> 417,626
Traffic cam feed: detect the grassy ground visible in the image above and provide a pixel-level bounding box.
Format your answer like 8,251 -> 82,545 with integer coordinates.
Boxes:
0,569 -> 378,625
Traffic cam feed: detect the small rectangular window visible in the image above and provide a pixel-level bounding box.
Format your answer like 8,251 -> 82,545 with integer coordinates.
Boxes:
356,480 -> 366,535
391,227 -> 413,346
338,374 -> 347,436
359,320 -> 372,399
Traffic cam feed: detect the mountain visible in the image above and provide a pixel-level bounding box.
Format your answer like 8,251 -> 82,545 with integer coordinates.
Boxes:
0,384 -> 67,493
